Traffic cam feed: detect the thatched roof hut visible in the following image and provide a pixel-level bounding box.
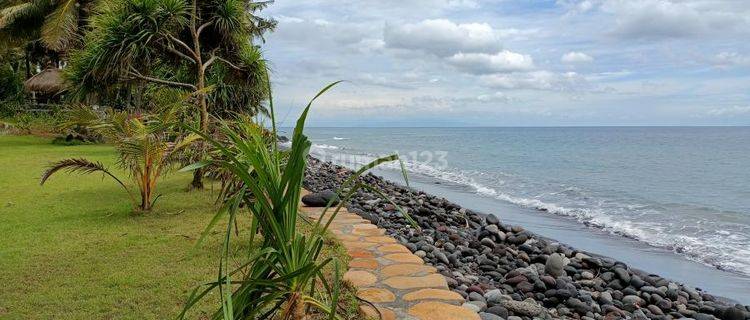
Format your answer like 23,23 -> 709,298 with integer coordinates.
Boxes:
24,68 -> 66,94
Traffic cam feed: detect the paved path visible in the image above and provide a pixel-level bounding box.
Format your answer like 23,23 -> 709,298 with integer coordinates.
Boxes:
301,201 -> 480,320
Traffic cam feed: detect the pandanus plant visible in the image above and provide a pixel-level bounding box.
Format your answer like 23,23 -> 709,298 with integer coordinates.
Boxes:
40,110 -> 198,212
178,82 -> 416,320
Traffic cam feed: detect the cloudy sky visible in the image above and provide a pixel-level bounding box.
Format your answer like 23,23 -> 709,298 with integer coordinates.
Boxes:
262,0 -> 750,127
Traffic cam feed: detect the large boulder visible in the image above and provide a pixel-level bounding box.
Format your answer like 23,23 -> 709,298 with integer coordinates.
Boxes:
302,190 -> 339,207
545,253 -> 566,277
501,299 -> 544,317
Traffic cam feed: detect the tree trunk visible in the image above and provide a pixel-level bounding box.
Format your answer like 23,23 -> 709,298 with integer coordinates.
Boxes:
24,48 -> 31,79
190,6 -> 208,190
192,65 -> 208,189
285,292 -> 306,320
191,168 -> 204,189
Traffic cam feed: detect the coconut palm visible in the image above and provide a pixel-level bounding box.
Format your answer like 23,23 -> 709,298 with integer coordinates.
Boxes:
0,0 -> 97,64
65,0 -> 277,188
40,110 -> 198,212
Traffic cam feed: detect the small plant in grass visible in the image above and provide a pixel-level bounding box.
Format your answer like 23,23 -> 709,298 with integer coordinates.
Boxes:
40,110 -> 197,212
179,82 -> 415,319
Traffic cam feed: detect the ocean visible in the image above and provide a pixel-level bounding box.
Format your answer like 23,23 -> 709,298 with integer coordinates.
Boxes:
299,126 -> 750,303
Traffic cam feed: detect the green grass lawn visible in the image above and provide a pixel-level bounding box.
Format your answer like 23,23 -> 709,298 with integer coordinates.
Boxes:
0,135 -> 355,319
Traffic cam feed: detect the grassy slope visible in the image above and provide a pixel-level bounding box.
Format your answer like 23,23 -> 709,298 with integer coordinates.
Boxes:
0,135 -> 355,319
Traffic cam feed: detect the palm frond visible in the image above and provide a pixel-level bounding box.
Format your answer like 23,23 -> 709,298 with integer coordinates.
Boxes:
41,0 -> 79,51
0,2 -> 33,29
41,158 -> 118,187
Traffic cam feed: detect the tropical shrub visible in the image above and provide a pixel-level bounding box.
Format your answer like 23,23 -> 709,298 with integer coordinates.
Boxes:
5,111 -> 59,135
179,83 -> 415,319
65,0 -> 277,188
40,110 -> 197,212
54,104 -> 104,144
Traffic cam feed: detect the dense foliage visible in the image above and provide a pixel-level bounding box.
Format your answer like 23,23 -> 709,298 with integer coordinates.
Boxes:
64,0 -> 276,187
0,0 -> 96,51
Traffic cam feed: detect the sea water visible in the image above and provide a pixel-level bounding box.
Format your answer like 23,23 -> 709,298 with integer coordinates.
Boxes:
298,127 -> 750,302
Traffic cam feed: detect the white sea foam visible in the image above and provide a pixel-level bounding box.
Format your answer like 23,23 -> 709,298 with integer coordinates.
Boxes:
312,144 -> 339,150
310,147 -> 750,276
332,137 -> 349,140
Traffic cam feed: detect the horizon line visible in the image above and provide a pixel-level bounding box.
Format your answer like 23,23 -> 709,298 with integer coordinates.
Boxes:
281,125 -> 750,128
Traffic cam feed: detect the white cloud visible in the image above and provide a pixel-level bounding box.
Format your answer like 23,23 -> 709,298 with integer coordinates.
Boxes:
446,0 -> 480,9
476,92 -> 516,103
354,73 -> 415,89
561,51 -> 594,63
270,16 -> 374,48
707,105 -> 750,116
601,0 -> 750,39
384,19 -> 505,56
447,51 -> 535,74
355,38 -> 386,54
480,71 -> 587,91
265,0 -> 750,125
274,15 -> 304,24
712,52 -> 750,68
556,0 -> 598,14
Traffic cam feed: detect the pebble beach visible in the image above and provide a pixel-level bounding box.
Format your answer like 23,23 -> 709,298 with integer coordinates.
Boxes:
304,157 -> 750,320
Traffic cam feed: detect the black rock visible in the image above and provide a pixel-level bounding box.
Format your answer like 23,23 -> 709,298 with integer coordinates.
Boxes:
722,307 -> 746,320
486,306 -> 509,318
479,312 -> 503,320
435,251 -> 450,265
613,267 -> 631,284
467,285 -> 485,295
301,190 -> 339,207
485,214 -> 500,226
517,281 -> 534,293
694,313 -> 716,320
568,297 -> 591,314
630,275 -> 646,289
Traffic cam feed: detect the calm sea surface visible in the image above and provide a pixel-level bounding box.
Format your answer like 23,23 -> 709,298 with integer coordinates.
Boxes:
299,127 -> 750,302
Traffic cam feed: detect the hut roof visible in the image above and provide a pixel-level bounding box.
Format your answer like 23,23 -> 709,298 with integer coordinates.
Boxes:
24,68 -> 66,94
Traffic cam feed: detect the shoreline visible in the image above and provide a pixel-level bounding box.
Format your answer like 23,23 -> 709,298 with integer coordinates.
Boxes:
304,157 -> 750,320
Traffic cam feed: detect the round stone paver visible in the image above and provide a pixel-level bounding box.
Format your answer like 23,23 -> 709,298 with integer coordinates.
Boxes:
359,305 -> 396,320
377,243 -> 411,253
357,287 -> 396,303
353,223 -> 378,230
343,241 -> 379,249
383,274 -> 448,290
351,228 -> 385,236
364,236 -> 397,243
381,264 -> 436,277
403,288 -> 465,301
383,253 -> 424,264
348,249 -> 375,259
408,301 -> 481,320
337,234 -> 361,241
344,270 -> 377,287
349,258 -> 379,269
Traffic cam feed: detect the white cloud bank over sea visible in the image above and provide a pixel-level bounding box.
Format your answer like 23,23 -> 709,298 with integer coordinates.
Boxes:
263,0 -> 750,126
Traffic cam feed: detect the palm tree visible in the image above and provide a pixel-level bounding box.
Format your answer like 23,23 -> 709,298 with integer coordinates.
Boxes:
65,0 -> 276,189
0,0 -> 97,81
0,0 -> 96,51
40,109 -> 198,212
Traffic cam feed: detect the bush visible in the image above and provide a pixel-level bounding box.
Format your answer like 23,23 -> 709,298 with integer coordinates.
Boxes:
179,83 -> 415,319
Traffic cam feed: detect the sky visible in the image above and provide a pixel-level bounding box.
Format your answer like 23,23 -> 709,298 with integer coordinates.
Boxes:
262,0 -> 750,127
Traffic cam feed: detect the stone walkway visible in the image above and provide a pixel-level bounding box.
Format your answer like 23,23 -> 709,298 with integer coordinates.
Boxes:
301,201 -> 480,320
